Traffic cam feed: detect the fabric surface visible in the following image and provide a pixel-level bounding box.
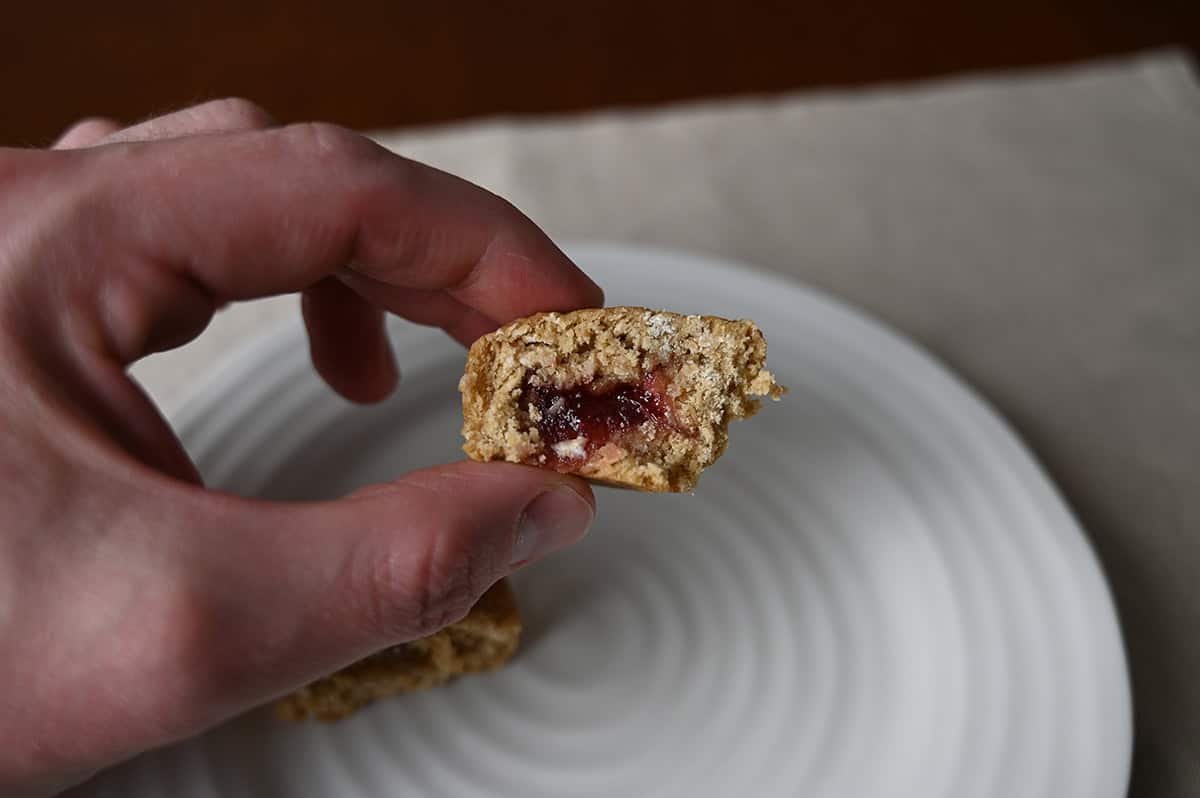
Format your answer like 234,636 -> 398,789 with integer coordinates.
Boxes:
132,50 -> 1200,797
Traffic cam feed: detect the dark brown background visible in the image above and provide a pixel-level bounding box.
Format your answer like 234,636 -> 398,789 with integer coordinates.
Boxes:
4,0 -> 1199,146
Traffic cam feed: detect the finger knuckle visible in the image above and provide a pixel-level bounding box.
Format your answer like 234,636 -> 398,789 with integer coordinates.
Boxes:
279,121 -> 384,167
199,96 -> 275,129
351,525 -> 494,641
66,117 -> 118,137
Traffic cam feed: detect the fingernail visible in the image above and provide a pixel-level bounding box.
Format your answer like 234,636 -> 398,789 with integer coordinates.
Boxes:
512,487 -> 594,566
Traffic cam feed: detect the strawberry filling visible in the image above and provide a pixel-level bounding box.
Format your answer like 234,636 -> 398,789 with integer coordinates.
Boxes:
523,371 -> 675,467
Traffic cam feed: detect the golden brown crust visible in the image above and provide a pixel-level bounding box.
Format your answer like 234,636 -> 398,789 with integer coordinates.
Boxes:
460,307 -> 784,492
276,580 -> 521,721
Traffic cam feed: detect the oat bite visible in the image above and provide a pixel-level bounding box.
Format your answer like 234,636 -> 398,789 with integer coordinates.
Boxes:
276,580 -> 521,721
460,307 -> 784,492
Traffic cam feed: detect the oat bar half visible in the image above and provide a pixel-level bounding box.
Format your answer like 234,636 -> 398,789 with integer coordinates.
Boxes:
460,307 -> 783,492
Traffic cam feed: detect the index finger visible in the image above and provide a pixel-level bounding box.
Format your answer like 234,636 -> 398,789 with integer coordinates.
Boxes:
81,123 -> 602,346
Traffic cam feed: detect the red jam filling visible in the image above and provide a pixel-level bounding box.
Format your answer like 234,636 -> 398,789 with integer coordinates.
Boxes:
524,372 -> 673,464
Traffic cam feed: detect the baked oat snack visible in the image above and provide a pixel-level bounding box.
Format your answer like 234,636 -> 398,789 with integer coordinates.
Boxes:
276,579 -> 521,721
460,307 -> 784,492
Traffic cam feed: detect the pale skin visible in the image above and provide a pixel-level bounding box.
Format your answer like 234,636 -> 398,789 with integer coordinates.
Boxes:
0,99 -> 601,796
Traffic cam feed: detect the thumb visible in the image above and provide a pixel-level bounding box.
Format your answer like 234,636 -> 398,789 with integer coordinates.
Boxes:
176,460 -> 593,721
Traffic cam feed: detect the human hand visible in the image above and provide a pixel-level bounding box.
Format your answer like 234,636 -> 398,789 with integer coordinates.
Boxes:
0,99 -> 601,796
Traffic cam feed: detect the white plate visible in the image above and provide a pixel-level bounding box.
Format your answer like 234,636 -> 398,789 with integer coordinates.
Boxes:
74,244 -> 1131,798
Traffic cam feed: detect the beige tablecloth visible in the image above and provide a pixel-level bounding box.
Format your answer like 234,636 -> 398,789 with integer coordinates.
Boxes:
133,50 -> 1200,797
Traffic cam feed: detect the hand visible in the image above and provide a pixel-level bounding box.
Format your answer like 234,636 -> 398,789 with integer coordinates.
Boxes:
0,99 -> 601,796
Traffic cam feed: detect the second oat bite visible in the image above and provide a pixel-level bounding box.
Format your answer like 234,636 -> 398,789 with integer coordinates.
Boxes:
460,307 -> 784,492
